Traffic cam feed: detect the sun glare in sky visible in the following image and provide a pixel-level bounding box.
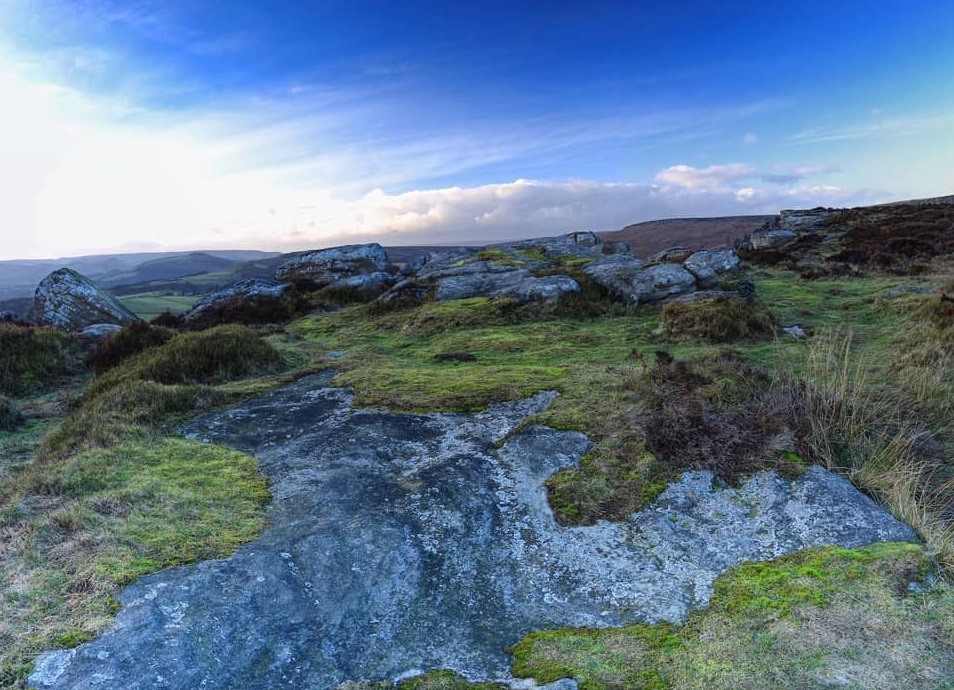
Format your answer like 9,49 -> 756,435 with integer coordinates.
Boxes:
1,1 -> 953,260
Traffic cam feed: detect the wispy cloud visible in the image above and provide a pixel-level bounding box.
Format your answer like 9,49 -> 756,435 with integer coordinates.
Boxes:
789,113 -> 954,144
761,164 -> 840,185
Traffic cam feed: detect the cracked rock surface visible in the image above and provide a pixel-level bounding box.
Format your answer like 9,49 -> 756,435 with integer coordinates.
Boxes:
30,373 -> 915,689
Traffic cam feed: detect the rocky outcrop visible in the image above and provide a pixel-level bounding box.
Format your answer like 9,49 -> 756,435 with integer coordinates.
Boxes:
581,254 -> 647,300
275,243 -> 392,287
630,263 -> 698,302
379,234 -> 616,305
683,249 -> 742,288
582,248 -> 744,303
27,269 -> 139,332
736,208 -> 833,252
30,374 -> 914,690
182,279 -> 289,325
434,270 -> 579,303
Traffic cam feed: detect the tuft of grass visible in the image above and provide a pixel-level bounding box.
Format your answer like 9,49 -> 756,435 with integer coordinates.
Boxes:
397,670 -> 508,690
85,321 -> 175,374
0,439 -> 269,684
0,323 -> 83,397
0,395 -> 24,432
511,542 -> 953,690
656,297 -> 777,343
777,329 -> 954,575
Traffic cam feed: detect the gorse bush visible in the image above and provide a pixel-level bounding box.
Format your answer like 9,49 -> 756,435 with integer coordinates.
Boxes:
0,323 -> 82,396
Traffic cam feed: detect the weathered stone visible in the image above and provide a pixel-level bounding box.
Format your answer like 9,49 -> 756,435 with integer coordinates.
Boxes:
649,246 -> 693,263
183,279 -> 288,324
434,270 -> 578,303
779,208 -> 834,232
31,375 -> 914,690
276,243 -> 391,287
630,263 -> 697,303
883,285 -> 935,298
783,325 -> 808,340
683,249 -> 742,288
581,254 -> 648,300
564,231 -> 601,247
27,269 -> 139,332
77,323 -> 124,341
737,228 -> 797,251
325,271 -> 397,299
399,253 -> 431,277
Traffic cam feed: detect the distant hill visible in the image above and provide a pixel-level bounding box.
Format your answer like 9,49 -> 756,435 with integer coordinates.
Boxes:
98,252 -> 238,288
0,250 -> 279,300
599,216 -> 773,258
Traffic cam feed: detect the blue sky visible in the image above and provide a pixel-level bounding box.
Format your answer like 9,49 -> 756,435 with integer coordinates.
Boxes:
1,0 -> 953,259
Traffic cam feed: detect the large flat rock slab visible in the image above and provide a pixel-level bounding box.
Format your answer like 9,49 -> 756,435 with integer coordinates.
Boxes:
30,374 -> 915,689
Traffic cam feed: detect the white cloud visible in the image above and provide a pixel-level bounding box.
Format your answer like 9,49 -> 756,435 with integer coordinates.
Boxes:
743,133 -> 758,145
654,164 -> 756,190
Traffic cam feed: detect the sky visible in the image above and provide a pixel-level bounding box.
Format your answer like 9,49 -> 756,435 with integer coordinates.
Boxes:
1,1 -> 953,261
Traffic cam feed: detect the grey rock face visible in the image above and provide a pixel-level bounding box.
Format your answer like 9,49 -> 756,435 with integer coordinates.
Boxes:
737,228 -> 797,251
77,323 -> 124,341
630,263 -> 698,303
31,375 -> 914,690
27,268 -> 139,332
326,271 -> 398,299
779,208 -> 833,232
581,254 -> 648,300
276,244 -> 391,287
434,271 -> 579,303
649,246 -> 693,263
183,279 -> 288,324
682,249 -> 742,288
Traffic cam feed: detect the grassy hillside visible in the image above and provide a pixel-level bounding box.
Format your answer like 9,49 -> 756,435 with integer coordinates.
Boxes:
1,204 -> 952,688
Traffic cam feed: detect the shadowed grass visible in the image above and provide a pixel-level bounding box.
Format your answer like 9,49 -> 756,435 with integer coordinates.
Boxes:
0,324 -> 83,397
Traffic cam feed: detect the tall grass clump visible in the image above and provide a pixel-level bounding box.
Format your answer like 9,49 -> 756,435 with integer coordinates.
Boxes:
656,296 -> 777,343
782,329 -> 954,575
0,323 -> 82,396
85,321 -> 175,374
40,325 -> 283,461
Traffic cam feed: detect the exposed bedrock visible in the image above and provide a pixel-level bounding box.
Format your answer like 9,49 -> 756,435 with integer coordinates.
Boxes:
31,374 -> 915,690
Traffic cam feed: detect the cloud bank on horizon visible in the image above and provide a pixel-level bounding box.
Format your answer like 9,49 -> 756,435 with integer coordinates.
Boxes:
1,0 -> 953,260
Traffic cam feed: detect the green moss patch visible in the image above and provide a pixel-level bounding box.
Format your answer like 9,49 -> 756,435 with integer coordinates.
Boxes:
0,439 -> 269,684
511,543 -> 953,690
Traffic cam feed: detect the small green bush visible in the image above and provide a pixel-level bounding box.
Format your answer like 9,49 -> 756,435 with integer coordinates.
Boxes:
0,395 -> 24,431
657,297 -> 777,343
